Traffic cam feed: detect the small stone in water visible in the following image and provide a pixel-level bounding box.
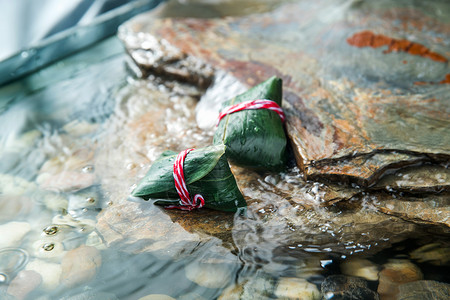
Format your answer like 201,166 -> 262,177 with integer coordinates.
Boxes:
86,197 -> 95,204
185,262 -> 233,289
0,221 -> 31,248
397,280 -> 450,300
25,259 -> 62,290
61,245 -> 102,288
7,270 -> 42,300
340,258 -> 379,281
274,277 -> 321,300
378,259 -> 423,300
321,275 -> 379,300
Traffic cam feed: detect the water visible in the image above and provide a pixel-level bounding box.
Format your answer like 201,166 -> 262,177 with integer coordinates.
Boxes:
1,1 -> 450,299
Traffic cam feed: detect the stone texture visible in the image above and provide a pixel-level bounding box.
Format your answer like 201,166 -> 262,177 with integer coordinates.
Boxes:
118,0 -> 450,187
185,261 -> 233,289
60,245 -> 102,288
274,277 -> 320,300
377,259 -> 423,300
7,270 -> 42,300
376,193 -> 450,228
37,149 -> 96,192
0,221 -> 31,248
409,243 -> 450,266
321,275 -> 379,300
340,258 -> 379,281
218,276 -> 276,300
25,259 -> 62,290
398,280 -> 450,300
0,195 -> 34,222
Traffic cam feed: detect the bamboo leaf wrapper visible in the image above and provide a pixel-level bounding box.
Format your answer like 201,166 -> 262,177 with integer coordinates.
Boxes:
213,76 -> 287,169
132,144 -> 246,212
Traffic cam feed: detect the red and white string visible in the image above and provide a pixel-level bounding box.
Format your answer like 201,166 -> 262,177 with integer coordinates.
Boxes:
166,149 -> 205,211
217,99 -> 285,126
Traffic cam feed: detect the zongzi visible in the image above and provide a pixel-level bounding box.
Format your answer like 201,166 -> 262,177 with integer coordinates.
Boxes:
213,76 -> 287,169
132,144 -> 246,212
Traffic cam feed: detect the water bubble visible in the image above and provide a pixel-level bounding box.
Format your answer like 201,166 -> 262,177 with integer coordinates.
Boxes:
0,273 -> 7,283
42,243 -> 55,251
86,197 -> 95,204
82,165 -> 94,173
126,163 -> 137,170
43,225 -> 59,235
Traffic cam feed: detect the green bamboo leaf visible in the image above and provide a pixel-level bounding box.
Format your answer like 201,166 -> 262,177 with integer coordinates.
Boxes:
213,76 -> 287,170
131,144 -> 246,212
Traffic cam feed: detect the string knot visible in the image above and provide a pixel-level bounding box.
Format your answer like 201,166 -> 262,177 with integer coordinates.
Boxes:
166,149 -> 205,211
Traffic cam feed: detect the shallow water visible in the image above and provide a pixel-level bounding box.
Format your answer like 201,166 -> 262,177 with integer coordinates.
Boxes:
1,1 -> 450,300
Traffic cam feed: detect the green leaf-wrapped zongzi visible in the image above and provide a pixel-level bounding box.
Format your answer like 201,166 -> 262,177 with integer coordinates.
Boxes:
213,76 -> 287,170
131,144 -> 246,212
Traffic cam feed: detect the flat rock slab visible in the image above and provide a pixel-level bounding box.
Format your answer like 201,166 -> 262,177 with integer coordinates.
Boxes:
95,0 -> 450,260
93,75 -> 426,259
119,0 -> 450,187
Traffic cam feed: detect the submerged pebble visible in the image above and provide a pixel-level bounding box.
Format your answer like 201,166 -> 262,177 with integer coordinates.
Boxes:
0,221 -> 31,248
274,277 -> 321,300
25,259 -> 62,290
37,171 -> 96,192
218,276 -> 276,299
397,280 -> 450,300
294,257 -> 324,279
410,243 -> 450,266
60,245 -> 102,288
0,174 -> 37,196
321,275 -> 379,300
185,262 -> 232,289
377,259 -> 423,300
0,195 -> 33,222
340,258 -> 379,281
7,270 -> 42,300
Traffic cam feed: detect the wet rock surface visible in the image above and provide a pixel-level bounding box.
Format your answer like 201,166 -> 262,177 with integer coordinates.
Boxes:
94,67 -> 444,261
377,259 -> 423,300
6,270 -> 42,300
115,0 -> 450,235
60,245 -> 102,288
1,0 -> 450,298
118,0 -> 450,186
340,258 -> 379,282
274,277 -> 321,300
397,280 -> 450,300
321,275 -> 379,300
